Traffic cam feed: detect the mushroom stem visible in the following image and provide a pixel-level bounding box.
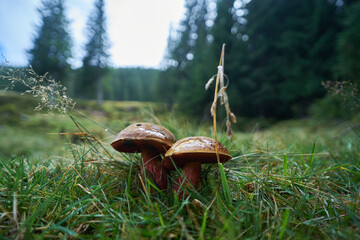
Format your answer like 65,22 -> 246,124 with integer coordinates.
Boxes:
173,162 -> 202,197
141,148 -> 167,191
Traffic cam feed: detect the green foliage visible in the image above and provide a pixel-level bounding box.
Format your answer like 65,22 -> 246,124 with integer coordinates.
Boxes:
234,0 -> 339,118
1,66 -> 161,105
27,0 -> 72,83
157,0 -> 214,117
159,0 -> 359,120
336,0 -> 360,84
155,0 -> 360,120
310,94 -> 356,119
106,68 -> 160,102
310,79 -> 360,119
176,0 -> 213,116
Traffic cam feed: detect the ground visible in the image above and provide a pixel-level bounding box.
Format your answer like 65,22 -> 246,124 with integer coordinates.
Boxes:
0,91 -> 359,239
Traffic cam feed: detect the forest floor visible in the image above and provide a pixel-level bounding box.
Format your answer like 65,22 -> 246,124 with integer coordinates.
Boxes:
0,91 -> 359,239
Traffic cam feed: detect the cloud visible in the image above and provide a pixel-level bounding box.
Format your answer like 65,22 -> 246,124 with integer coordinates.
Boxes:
106,0 -> 185,67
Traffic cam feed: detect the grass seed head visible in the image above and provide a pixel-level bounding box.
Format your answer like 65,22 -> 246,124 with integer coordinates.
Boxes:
1,64 -> 75,114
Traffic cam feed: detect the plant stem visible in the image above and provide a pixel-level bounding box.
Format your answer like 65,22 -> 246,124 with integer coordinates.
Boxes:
213,44 -> 226,165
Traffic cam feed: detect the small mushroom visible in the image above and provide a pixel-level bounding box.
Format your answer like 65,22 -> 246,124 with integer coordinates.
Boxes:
111,123 -> 176,190
162,136 -> 231,197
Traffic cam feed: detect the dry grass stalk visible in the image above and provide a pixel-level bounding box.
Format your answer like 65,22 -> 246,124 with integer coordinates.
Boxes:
205,44 -> 237,142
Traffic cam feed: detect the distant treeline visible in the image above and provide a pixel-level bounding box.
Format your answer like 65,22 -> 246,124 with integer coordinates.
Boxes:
103,68 -> 159,102
0,66 -> 160,102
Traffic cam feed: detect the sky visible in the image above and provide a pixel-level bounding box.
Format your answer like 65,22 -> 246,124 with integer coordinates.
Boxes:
0,0 -> 185,69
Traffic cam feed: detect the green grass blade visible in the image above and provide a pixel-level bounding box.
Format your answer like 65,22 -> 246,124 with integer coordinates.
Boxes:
154,203 -> 165,227
218,163 -> 232,206
279,209 -> 290,240
52,225 -> 79,237
126,160 -> 133,194
283,154 -> 288,177
309,141 -> 316,170
22,194 -> 54,236
199,208 -> 208,240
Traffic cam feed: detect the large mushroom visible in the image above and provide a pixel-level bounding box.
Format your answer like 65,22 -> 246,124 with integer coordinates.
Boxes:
111,123 -> 176,190
162,136 -> 231,197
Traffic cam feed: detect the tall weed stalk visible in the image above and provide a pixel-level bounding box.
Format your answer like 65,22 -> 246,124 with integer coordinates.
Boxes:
206,44 -> 236,206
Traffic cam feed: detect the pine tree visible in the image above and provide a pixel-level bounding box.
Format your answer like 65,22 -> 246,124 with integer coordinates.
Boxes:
239,0 -> 339,118
28,0 -> 72,83
167,0 -> 198,70
80,0 -> 110,104
211,0 -> 237,57
337,0 -> 360,83
210,0 -> 245,117
156,0 -> 199,107
177,0 -> 213,117
158,0 -> 214,116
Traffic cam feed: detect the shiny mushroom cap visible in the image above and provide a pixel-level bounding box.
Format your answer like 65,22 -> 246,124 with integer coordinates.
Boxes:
162,136 -> 232,170
111,123 -> 176,153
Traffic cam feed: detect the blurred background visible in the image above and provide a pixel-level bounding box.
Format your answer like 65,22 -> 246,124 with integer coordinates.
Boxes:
1,0 -> 359,121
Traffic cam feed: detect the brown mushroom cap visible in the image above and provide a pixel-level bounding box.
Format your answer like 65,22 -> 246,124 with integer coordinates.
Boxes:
162,136 -> 232,170
111,123 -> 176,153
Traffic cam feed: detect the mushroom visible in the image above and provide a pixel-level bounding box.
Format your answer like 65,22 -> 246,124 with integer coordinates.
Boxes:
162,136 -> 231,197
111,123 -> 176,190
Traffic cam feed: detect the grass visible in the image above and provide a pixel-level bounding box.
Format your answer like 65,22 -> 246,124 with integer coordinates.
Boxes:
0,91 -> 360,239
